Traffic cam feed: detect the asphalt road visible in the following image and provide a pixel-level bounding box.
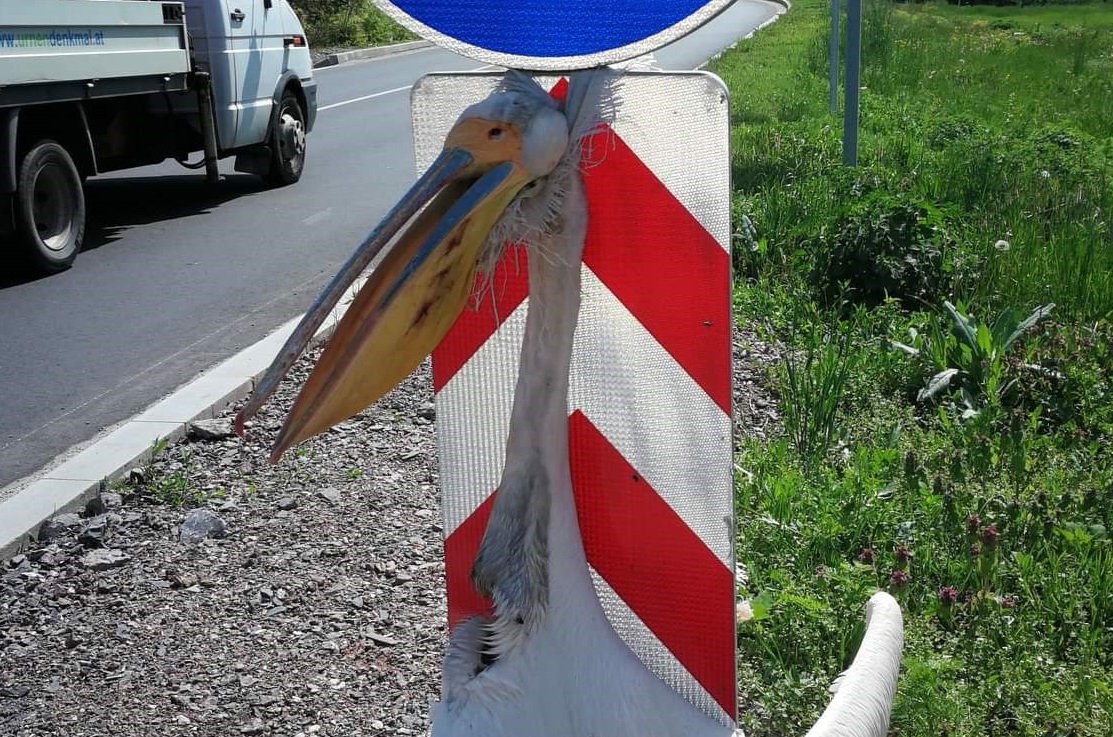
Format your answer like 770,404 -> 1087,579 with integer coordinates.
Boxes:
0,0 -> 781,491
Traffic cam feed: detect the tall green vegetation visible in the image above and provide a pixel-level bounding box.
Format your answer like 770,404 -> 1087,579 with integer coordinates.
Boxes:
721,0 -> 1113,319
711,1 -> 1113,734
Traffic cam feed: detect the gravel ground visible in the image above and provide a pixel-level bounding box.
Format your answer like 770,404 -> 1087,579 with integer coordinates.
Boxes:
1,325 -> 780,737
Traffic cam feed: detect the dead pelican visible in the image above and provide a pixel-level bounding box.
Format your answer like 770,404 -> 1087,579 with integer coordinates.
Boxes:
236,69 -> 904,737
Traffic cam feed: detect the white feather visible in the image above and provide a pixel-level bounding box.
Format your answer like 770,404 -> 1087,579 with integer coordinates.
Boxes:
805,592 -> 905,737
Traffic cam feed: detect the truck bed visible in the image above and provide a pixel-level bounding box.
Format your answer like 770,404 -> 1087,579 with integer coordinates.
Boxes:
0,0 -> 190,88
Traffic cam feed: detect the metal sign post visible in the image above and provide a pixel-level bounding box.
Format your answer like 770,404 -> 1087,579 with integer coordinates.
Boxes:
843,0 -> 862,166
370,0 -> 738,730
829,0 -> 840,114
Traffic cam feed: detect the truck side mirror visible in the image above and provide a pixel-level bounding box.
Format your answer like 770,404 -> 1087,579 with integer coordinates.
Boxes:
264,0 -> 273,9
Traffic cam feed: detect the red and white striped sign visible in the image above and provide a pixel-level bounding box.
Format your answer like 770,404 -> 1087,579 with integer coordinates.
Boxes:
414,71 -> 736,726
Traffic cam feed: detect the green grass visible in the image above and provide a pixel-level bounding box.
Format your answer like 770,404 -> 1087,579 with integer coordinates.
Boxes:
291,0 -> 415,48
718,0 -> 1113,320
710,1 -> 1113,734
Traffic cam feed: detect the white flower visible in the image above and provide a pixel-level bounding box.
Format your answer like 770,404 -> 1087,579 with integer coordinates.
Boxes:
736,600 -> 754,623
994,239 -> 1010,252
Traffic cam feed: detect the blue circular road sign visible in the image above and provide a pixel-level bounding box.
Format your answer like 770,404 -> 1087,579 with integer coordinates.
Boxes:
371,0 -> 735,70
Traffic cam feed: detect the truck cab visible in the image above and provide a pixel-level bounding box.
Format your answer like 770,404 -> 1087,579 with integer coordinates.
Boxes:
184,0 -> 318,169
0,0 -> 319,275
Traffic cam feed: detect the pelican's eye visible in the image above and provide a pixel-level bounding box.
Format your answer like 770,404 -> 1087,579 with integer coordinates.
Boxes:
488,127 -> 505,141
519,179 -> 544,197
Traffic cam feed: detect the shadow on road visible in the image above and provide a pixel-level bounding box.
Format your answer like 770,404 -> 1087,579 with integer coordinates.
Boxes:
83,173 -> 263,251
1,173 -> 263,289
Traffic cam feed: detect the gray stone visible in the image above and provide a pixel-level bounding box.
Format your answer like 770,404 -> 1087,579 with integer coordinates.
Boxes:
188,418 -> 235,441
37,512 -> 82,544
239,717 -> 266,734
80,549 -> 131,571
179,509 -> 227,544
78,516 -> 108,548
317,488 -> 342,505
274,496 -> 297,511
27,545 -> 65,567
84,496 -> 106,517
366,630 -> 398,647
168,570 -> 199,589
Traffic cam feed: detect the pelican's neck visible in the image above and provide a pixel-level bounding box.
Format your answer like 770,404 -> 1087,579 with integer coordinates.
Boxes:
506,249 -> 581,465
504,178 -> 590,578
467,189 -> 591,638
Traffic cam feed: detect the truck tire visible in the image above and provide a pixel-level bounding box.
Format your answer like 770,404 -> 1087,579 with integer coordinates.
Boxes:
14,141 -> 85,274
265,89 -> 307,187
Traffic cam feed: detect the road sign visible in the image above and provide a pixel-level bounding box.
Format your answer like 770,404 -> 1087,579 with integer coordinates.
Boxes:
372,0 -> 735,70
414,70 -> 737,726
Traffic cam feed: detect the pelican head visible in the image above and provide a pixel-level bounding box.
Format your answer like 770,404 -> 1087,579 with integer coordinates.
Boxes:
236,72 -> 568,458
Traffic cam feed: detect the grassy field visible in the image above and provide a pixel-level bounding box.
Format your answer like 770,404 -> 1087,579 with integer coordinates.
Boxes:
709,1 -> 1113,735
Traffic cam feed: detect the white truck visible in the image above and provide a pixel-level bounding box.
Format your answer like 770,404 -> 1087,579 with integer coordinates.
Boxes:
0,0 -> 318,274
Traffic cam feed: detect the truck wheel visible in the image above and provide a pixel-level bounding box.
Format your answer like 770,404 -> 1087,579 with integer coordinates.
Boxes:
265,89 -> 306,187
14,141 -> 85,274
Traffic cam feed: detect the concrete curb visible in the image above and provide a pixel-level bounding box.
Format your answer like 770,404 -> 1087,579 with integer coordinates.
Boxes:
0,276 -> 369,560
751,1 -> 791,37
697,0 -> 788,70
313,39 -> 433,68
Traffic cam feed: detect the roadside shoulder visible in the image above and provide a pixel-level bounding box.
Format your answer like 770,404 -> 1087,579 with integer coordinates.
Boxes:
313,40 -> 433,68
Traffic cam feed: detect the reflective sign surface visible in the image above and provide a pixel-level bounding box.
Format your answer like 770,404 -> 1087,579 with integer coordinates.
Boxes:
372,0 -> 734,69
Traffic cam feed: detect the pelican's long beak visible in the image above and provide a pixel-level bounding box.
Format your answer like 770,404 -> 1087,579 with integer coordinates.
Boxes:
235,116 -> 543,463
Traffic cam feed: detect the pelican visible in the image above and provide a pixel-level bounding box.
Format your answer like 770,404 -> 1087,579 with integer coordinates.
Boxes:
236,69 -> 904,737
